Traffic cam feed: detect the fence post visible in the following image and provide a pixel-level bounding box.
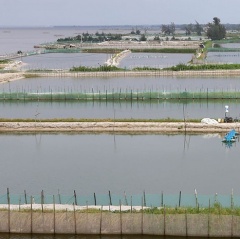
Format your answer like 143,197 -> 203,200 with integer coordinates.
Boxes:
7,188 -> 10,233
53,195 -> 55,235
164,205 -> 166,236
94,193 -> 97,206
58,189 -> 61,204
161,191 -> 164,207
120,200 -> 122,235
108,190 -> 112,206
185,209 -> 188,237
24,190 -> 27,204
100,205 -> 103,235
208,198 -> 210,237
73,203 -> 76,235
179,191 -> 182,208
31,196 -> 33,234
41,190 -> 44,212
143,190 -> 146,207
74,190 -> 77,206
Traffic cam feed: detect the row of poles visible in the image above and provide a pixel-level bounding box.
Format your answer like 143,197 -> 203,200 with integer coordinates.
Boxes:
5,188 -> 236,210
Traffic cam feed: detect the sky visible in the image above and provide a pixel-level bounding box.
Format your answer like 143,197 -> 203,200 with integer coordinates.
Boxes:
0,0 -> 240,27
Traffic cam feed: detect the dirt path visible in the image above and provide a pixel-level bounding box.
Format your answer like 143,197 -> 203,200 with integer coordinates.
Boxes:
0,122 -> 239,133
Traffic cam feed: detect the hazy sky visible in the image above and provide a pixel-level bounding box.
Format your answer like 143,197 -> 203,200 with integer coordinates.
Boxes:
1,0 -> 240,26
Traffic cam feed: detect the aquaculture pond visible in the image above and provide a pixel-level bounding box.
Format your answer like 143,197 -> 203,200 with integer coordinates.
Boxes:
0,133 -> 239,197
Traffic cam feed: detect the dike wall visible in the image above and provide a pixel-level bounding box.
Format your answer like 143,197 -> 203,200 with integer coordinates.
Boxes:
1,211 -> 240,237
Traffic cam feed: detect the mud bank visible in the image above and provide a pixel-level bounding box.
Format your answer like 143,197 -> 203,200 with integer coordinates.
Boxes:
0,122 -> 239,133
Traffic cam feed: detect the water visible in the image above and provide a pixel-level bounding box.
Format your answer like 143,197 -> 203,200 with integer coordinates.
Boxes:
119,53 -> 192,69
0,133 -> 239,196
20,53 -> 109,70
0,100 -> 239,120
206,52 -> 240,64
0,26 -> 133,55
0,26 -> 237,239
2,76 -> 240,92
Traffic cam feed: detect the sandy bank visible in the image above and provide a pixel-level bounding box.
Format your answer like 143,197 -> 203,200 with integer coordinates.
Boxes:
0,72 -> 24,84
0,122 -> 239,133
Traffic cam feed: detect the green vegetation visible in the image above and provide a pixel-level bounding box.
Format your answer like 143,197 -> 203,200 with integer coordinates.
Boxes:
131,48 -> 196,53
70,65 -> 124,72
82,48 -> 121,54
57,32 -> 122,43
167,63 -> 240,71
24,73 -> 41,78
207,17 -> 226,40
143,203 -> 240,216
0,60 -> 10,64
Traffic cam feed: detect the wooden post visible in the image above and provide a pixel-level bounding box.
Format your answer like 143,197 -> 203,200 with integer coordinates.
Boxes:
24,190 -> 27,204
94,193 -> 97,206
19,196 -> 21,212
73,203 -> 76,235
208,198 -> 210,237
120,200 -> 122,235
124,191 -> 128,206
58,189 -> 61,204
31,196 -> 33,234
74,190 -> 77,206
7,188 -> 10,233
194,189 -> 198,208
100,205 -> 103,235
108,190 -> 112,206
53,195 -> 55,235
41,190 -> 44,212
143,190 -> 146,207
185,209 -> 188,237
161,191 -> 164,207
141,197 -> 143,235
179,191 -> 182,207
131,196 -> 132,213
163,205 -> 166,236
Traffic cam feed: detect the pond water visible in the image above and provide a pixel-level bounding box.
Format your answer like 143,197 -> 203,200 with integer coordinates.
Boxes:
0,133 -> 239,197
0,100 -> 239,120
2,76 -> 240,92
20,53 -> 109,70
18,52 -> 192,70
206,52 -> 240,64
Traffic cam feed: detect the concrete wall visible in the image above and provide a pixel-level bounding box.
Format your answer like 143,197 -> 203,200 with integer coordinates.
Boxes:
1,211 -> 240,237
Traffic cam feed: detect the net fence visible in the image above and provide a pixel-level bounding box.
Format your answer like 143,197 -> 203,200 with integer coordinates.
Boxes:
2,191 -> 239,208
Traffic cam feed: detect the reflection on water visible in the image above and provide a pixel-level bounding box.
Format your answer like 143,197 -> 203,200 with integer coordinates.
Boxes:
0,133 -> 240,196
0,100 -> 239,120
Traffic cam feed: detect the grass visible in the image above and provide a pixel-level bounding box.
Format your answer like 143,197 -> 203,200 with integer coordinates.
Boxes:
0,59 -> 10,64
131,48 -> 196,54
165,63 -> 240,71
24,73 -> 41,78
70,65 -> 125,72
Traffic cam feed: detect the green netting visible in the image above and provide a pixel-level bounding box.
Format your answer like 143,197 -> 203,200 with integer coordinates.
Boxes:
1,90 -> 240,101
3,192 -> 240,208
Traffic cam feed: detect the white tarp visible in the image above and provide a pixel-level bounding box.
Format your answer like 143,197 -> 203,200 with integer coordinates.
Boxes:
201,118 -> 219,124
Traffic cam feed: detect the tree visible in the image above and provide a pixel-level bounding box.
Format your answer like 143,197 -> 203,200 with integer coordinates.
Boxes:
207,17 -> 226,40
195,21 -> 203,36
162,22 -> 175,35
139,34 -> 147,41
